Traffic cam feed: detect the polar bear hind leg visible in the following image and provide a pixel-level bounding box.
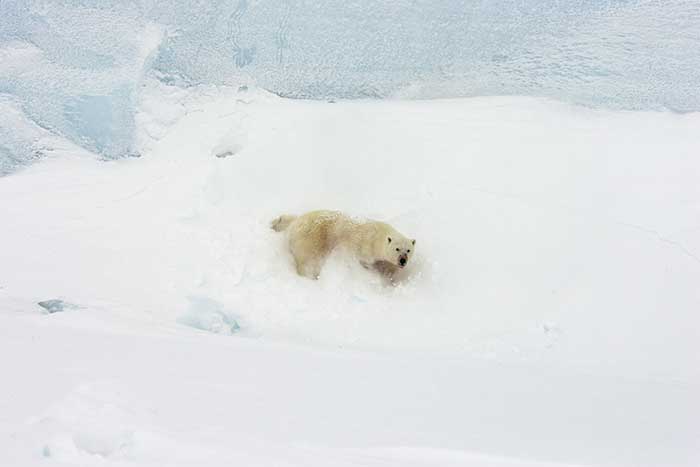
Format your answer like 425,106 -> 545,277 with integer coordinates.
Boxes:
289,232 -> 329,280
295,257 -> 323,279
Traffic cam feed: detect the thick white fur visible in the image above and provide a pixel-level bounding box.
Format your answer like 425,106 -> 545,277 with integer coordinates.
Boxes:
271,210 -> 415,279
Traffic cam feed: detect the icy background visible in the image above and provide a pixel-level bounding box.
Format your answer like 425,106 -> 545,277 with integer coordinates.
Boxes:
2,3 -> 700,466
1,0 -> 700,173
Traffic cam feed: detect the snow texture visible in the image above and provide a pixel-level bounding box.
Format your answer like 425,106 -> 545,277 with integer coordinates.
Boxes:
1,86 -> 699,466
2,1 -> 700,172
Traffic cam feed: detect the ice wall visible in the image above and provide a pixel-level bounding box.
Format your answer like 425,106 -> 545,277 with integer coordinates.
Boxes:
150,0 -> 700,109
1,0 -> 699,173
0,1 -> 162,172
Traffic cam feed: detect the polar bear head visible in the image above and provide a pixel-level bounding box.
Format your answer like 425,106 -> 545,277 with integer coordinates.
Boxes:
384,231 -> 416,269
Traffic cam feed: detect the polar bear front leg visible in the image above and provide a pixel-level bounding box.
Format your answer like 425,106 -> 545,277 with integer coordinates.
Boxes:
373,260 -> 398,277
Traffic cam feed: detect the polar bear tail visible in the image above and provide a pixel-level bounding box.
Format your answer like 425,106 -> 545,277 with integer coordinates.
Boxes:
271,214 -> 297,232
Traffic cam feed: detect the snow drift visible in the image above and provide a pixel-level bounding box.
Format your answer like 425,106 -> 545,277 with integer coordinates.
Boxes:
1,87 -> 699,466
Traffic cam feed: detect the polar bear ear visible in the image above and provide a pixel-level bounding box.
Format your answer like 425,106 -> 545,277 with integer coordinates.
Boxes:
412,239 -> 416,245
387,237 -> 392,243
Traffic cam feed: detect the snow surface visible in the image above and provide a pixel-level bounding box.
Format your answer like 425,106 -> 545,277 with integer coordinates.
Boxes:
1,85 -> 699,466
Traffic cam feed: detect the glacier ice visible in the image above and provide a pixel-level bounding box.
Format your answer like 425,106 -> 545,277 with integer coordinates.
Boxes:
0,2 -> 162,169
1,0 -> 699,173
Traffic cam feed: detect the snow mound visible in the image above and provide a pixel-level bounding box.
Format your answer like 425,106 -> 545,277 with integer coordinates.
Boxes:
178,296 -> 240,335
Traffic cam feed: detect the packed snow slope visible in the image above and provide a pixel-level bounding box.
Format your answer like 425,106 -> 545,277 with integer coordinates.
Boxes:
1,86 -> 699,466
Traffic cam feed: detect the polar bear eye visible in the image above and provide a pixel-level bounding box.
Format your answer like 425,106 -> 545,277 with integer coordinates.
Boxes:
396,248 -> 400,252
407,250 -> 411,253
388,237 -> 392,243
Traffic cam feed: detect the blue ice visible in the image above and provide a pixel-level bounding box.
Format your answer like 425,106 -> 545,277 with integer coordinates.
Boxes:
1,0 -> 699,173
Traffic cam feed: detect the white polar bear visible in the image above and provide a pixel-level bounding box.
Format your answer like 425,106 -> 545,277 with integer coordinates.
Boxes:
271,210 -> 416,280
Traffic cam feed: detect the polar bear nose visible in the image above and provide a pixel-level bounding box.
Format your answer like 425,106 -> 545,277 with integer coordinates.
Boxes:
399,255 -> 407,267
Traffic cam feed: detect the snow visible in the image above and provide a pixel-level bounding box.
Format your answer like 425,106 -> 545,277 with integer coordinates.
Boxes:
1,85 -> 699,466
178,295 -> 241,335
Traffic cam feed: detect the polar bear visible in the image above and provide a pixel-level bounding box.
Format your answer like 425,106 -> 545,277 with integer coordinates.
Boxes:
271,210 -> 416,280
